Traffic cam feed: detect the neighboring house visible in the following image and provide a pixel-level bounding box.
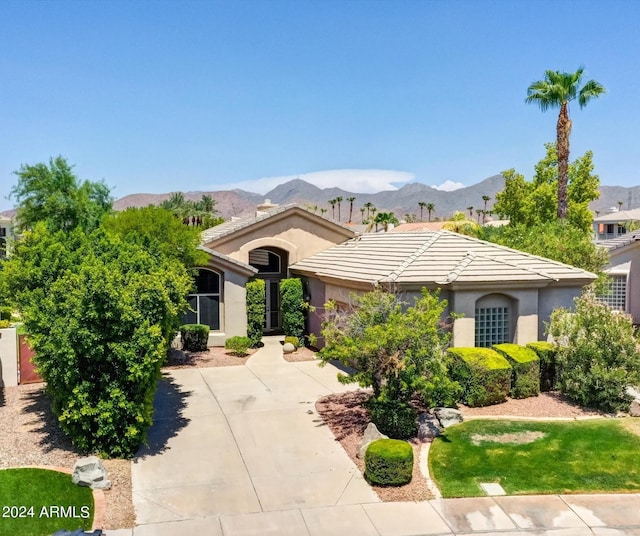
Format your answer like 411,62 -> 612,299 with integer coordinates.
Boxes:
593,208 -> 640,242
188,202 -> 357,346
290,231 -> 596,348
0,215 -> 14,259
193,202 -> 596,348
595,230 -> 640,324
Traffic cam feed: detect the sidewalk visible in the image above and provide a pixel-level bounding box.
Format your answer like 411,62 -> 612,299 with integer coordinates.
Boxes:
113,337 -> 640,536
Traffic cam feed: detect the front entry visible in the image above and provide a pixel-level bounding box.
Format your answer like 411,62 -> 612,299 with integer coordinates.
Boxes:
248,246 -> 289,334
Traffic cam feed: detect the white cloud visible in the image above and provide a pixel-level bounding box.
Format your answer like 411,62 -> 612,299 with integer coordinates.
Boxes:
433,180 -> 465,192
212,169 -> 415,194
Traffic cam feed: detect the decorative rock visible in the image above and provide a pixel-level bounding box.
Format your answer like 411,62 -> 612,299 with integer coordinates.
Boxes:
434,407 -> 464,428
72,456 -> 111,490
417,412 -> 441,442
357,422 -> 388,459
627,387 -> 640,417
282,342 -> 296,353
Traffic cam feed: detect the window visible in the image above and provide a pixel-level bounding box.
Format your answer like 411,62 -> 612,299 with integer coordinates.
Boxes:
183,269 -> 221,330
475,306 -> 510,347
249,249 -> 281,274
596,274 -> 627,312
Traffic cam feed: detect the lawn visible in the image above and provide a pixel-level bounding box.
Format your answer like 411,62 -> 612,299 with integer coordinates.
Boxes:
429,419 -> 640,498
0,468 -> 94,536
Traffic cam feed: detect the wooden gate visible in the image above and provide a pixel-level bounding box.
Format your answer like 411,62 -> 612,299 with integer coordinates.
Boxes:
18,334 -> 42,384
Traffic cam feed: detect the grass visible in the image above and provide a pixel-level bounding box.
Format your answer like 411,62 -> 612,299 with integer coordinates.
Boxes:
0,468 -> 94,536
429,418 -> 640,498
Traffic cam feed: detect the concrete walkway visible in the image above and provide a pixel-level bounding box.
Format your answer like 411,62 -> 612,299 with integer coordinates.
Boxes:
110,337 -> 640,535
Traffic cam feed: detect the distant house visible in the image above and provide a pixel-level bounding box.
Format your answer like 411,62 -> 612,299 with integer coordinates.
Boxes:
192,202 -> 596,348
593,208 -> 640,242
0,215 -> 14,259
595,230 -> 640,324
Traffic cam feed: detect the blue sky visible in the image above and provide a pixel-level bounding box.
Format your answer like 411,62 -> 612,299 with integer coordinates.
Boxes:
1,0 -> 638,212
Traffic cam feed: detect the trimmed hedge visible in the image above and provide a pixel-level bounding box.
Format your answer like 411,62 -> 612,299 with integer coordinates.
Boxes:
180,324 -> 209,352
225,336 -> 251,356
246,279 -> 266,347
493,343 -> 540,399
448,347 -> 512,407
369,398 -> 417,439
527,341 -> 558,392
365,439 -> 413,486
280,278 -> 305,339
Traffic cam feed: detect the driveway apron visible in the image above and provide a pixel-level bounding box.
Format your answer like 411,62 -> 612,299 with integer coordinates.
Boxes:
131,337 -> 378,529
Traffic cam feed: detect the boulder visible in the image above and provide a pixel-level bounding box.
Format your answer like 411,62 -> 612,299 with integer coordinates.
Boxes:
417,412 -> 441,442
72,456 -> 111,490
282,342 -> 296,353
434,407 -> 464,428
357,422 -> 388,459
627,387 -> 640,417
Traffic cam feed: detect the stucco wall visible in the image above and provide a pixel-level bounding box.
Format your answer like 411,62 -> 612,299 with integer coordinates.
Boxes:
537,286 -> 583,339
305,277 -> 326,347
607,244 -> 640,324
210,213 -> 351,264
0,328 -> 18,387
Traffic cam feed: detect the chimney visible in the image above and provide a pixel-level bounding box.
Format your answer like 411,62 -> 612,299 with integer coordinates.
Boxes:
256,199 -> 278,217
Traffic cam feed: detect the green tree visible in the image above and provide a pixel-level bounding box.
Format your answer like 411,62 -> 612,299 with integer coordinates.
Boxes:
347,196 -> 356,223
280,278 -> 306,339
10,156 -> 112,233
418,201 -> 427,222
320,289 -> 460,408
373,211 -> 399,232
549,291 -> 640,413
426,202 -> 435,222
526,67 -> 605,219
442,211 -> 481,237
2,225 -> 192,457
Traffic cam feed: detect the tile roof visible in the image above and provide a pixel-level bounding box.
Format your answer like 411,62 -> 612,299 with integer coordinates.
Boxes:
593,208 -> 640,223
290,231 -> 596,287
597,230 -> 640,251
197,246 -> 257,275
200,203 -> 358,244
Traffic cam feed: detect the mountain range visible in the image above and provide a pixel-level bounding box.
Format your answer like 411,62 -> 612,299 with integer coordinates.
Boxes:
112,175 -> 640,222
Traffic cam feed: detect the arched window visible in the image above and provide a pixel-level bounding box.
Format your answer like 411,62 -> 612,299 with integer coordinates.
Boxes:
475,294 -> 513,347
183,269 -> 221,330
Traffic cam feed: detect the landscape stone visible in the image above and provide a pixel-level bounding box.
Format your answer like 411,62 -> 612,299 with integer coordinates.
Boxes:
72,456 -> 111,490
434,407 -> 464,428
357,422 -> 388,459
417,412 -> 441,442
282,342 -> 296,353
626,387 -> 640,417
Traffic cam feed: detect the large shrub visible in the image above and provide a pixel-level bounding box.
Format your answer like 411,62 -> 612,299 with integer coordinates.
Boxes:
493,343 -> 540,399
280,278 -> 305,339
365,439 -> 413,486
527,341 -> 558,391
2,226 -> 192,457
448,347 -> 512,407
549,291 -> 640,413
180,324 -> 209,352
245,279 -> 265,347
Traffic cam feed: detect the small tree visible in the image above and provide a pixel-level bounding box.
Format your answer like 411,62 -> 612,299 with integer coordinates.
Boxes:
280,278 -> 305,339
548,291 -> 640,413
320,288 -> 460,408
245,279 -> 265,347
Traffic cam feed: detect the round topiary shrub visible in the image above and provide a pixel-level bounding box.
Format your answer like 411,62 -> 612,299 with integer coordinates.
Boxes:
180,324 -> 209,352
368,399 -> 418,439
365,438 -> 413,486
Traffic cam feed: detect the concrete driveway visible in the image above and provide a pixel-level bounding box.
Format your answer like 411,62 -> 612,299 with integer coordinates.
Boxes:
131,337 -> 378,529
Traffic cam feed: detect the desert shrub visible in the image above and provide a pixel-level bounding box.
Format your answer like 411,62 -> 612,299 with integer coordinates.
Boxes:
549,291 -> 640,413
493,343 -> 540,398
284,336 -> 299,348
527,341 -> 558,391
0,319 -> 10,329
180,324 -> 209,352
365,439 -> 413,486
0,306 -> 12,321
280,278 -> 305,339
225,336 -> 251,356
246,279 -> 265,347
448,347 -> 512,407
368,398 -> 417,439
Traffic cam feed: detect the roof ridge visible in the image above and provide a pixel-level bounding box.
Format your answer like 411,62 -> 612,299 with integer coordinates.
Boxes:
381,232 -> 441,283
437,252 -> 476,285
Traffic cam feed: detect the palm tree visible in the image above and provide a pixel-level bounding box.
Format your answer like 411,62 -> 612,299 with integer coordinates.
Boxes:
618,200 -> 624,211
426,203 -> 435,222
335,196 -> 343,221
482,195 -> 490,212
347,196 -> 356,223
467,206 -> 474,219
526,67 -> 605,219
443,211 -> 480,237
360,207 -> 366,223
364,202 -> 374,219
320,207 -> 328,217
418,201 -> 427,222
329,199 -> 337,220
374,212 -> 399,232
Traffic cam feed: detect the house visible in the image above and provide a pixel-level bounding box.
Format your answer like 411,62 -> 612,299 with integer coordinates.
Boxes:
593,208 -> 640,242
0,215 -> 14,259
290,231 -> 596,348
595,230 -> 640,324
194,202 -> 596,348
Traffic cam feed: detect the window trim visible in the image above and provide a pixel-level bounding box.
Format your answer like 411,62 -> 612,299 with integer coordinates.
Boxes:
186,268 -> 222,331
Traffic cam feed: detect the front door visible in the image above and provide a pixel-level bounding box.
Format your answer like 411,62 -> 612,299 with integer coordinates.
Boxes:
265,279 -> 281,332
